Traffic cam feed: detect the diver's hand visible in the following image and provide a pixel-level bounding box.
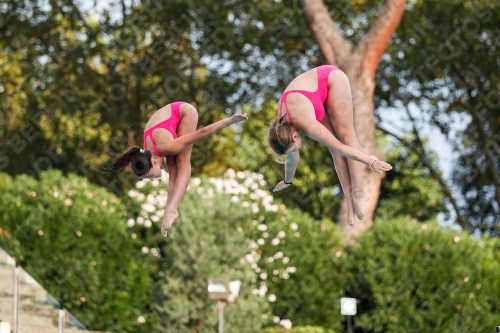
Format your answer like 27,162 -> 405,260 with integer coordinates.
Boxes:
273,180 -> 291,192
370,160 -> 393,174
229,113 -> 248,124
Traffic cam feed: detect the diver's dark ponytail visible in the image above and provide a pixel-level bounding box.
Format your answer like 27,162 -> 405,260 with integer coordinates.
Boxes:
107,145 -> 153,177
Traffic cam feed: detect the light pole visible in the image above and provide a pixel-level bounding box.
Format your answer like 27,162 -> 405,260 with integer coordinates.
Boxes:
207,279 -> 241,333
340,297 -> 357,333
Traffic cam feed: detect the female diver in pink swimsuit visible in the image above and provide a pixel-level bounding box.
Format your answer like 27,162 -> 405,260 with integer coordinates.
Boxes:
108,102 -> 248,236
267,65 -> 392,226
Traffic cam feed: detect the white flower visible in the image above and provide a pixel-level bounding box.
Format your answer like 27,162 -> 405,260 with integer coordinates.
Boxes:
243,178 -> 254,187
128,190 -> 139,198
156,195 -> 167,204
227,169 -> 236,178
151,179 -> 160,187
137,217 -> 144,225
257,238 -> 265,245
290,223 -> 298,231
257,224 -> 267,231
271,238 -> 280,246
274,251 -> 283,259
287,267 -> 296,273
267,257 -> 274,263
141,247 -> 149,254
144,220 -> 152,228
249,241 -> 258,249
161,172 -> 169,183
141,203 -> 156,213
260,272 -> 267,281
138,316 -> 146,323
191,177 -> 201,186
136,180 -> 147,188
245,253 -> 256,262
278,231 -> 286,238
231,195 -> 239,203
280,319 -> 292,329
236,171 -> 246,179
127,219 -> 135,227
268,294 -> 276,302
252,204 -> 259,213
242,201 -> 250,208
282,257 -> 290,264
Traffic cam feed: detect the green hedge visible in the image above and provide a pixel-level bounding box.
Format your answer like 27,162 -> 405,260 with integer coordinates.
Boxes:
2,169 -> 499,333
0,170 -> 152,333
341,218 -> 500,333
261,326 -> 334,333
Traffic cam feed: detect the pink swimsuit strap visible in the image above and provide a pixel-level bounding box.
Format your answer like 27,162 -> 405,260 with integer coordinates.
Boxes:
278,65 -> 340,124
143,101 -> 185,156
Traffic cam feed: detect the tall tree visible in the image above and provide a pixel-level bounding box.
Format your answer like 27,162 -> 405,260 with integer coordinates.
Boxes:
297,0 -> 407,238
376,0 -> 500,235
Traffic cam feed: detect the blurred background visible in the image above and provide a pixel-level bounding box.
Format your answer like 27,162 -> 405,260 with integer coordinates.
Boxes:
0,0 -> 499,332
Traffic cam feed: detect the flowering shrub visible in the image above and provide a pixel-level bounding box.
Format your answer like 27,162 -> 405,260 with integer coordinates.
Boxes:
126,168 -> 346,331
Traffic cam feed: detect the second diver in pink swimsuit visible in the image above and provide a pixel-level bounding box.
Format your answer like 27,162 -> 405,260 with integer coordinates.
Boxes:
108,102 -> 248,237
267,65 -> 393,226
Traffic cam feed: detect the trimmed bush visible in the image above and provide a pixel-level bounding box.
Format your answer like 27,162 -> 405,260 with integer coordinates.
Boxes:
261,326 -> 335,333
0,170 -> 152,333
340,218 -> 500,333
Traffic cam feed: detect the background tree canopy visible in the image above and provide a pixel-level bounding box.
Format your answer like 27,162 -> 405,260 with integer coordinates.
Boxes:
0,0 -> 453,225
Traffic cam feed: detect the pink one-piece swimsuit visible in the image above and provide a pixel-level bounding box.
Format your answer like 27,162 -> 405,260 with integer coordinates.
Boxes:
143,101 -> 185,156
278,65 -> 340,124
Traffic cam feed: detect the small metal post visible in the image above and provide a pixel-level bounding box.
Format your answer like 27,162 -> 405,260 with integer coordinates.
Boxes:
347,315 -> 353,333
58,309 -> 65,333
13,267 -> 19,333
217,300 -> 225,333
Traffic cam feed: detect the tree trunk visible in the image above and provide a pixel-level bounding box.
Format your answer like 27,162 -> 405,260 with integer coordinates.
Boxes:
299,0 -> 407,240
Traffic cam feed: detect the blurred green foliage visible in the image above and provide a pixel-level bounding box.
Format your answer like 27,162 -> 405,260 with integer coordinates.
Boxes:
378,0 -> 500,233
125,173 -> 271,332
343,218 -> 500,333
0,170 -> 499,332
0,0 -> 449,225
261,326 -> 335,333
0,170 -> 153,332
